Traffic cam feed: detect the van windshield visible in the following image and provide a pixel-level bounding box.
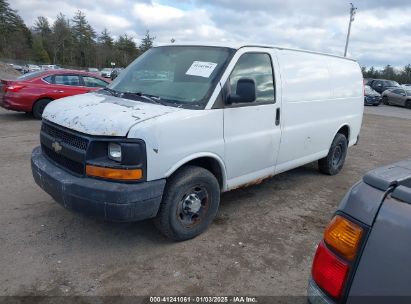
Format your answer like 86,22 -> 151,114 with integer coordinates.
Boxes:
108,46 -> 235,109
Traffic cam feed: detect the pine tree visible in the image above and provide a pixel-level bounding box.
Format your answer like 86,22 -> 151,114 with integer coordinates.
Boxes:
71,10 -> 96,67
0,0 -> 32,59
33,16 -> 52,62
51,13 -> 72,64
32,36 -> 50,63
139,30 -> 155,53
115,34 -> 138,66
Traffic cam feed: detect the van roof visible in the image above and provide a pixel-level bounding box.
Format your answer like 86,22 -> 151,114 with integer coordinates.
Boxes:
157,42 -> 357,62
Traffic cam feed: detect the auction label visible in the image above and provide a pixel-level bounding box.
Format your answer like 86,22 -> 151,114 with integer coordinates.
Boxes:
185,61 -> 217,78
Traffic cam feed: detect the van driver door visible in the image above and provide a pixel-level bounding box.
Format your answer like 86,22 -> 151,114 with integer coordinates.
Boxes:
222,49 -> 282,189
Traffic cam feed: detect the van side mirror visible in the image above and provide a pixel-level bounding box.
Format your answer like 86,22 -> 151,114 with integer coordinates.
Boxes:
227,78 -> 256,104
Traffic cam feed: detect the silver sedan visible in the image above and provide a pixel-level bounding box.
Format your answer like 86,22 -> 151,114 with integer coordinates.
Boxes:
382,87 -> 411,108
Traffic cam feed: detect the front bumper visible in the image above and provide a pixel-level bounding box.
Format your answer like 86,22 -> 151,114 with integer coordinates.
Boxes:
364,96 -> 381,106
31,146 -> 166,222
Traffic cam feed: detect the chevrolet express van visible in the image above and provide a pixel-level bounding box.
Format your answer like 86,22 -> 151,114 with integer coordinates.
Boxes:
31,43 -> 364,240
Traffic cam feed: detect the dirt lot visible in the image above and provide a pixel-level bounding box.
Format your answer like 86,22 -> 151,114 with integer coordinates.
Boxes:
0,106 -> 410,299
0,62 -> 21,80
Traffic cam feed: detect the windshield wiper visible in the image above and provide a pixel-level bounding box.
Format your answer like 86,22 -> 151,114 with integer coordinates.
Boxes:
121,91 -> 169,106
100,87 -> 120,96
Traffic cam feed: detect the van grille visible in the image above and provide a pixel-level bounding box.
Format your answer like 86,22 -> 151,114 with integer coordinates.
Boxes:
40,121 -> 88,175
42,144 -> 84,175
41,123 -> 89,151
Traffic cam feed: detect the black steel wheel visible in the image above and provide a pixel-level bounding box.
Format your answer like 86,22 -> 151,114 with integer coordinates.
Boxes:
154,166 -> 220,241
318,133 -> 348,175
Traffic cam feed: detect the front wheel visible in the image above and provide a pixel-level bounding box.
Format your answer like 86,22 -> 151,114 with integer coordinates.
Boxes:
406,100 -> 411,109
32,98 -> 52,119
318,133 -> 348,175
382,96 -> 389,105
154,166 -> 220,241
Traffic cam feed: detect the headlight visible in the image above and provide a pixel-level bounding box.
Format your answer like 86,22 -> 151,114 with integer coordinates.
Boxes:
108,143 -> 122,162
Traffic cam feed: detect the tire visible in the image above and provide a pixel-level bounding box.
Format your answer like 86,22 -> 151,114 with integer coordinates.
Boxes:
318,133 -> 348,176
32,98 -> 52,119
406,100 -> 411,109
382,96 -> 389,105
154,166 -> 220,241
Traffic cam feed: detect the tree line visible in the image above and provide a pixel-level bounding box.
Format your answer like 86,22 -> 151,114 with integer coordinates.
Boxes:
2,0 -> 411,81
0,0 -> 155,68
362,65 -> 411,84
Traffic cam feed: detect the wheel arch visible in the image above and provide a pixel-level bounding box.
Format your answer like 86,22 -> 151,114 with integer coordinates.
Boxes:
32,96 -> 54,112
164,153 -> 227,190
336,124 -> 350,141
327,124 -> 351,150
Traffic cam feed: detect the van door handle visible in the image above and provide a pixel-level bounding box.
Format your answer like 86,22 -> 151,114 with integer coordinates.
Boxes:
275,108 -> 280,126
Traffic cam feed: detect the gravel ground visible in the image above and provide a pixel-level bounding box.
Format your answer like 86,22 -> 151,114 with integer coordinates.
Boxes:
0,63 -> 21,80
364,104 -> 411,120
0,106 -> 410,299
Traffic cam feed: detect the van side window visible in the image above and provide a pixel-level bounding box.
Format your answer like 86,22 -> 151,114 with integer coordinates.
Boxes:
229,53 -> 275,104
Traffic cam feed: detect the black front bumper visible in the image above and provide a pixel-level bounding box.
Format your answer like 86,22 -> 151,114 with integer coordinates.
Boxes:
31,146 -> 166,222
364,96 -> 381,106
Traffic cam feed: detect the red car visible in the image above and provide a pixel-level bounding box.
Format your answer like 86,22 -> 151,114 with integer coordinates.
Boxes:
0,69 -> 109,119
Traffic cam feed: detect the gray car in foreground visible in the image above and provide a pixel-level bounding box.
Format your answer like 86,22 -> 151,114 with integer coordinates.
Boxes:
308,160 -> 411,304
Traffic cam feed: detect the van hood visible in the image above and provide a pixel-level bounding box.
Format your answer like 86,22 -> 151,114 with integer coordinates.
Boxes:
42,92 -> 182,136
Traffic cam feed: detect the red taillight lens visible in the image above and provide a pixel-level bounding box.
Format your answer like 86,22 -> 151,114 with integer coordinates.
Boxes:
312,242 -> 349,299
5,84 -> 25,92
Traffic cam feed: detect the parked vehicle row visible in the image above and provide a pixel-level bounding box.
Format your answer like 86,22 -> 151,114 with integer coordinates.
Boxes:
1,69 -> 109,118
100,68 -> 113,78
363,85 -> 381,106
363,78 -> 411,108
382,87 -> 411,108
365,78 -> 400,94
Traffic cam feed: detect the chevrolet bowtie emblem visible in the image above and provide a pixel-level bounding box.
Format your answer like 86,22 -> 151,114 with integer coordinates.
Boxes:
52,141 -> 62,153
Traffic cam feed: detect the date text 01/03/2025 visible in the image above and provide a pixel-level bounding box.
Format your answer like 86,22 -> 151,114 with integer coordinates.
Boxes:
149,296 -> 258,303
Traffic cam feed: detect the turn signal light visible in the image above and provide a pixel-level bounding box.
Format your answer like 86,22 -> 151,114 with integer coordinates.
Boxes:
312,241 -> 350,298
324,215 -> 363,261
86,165 -> 142,181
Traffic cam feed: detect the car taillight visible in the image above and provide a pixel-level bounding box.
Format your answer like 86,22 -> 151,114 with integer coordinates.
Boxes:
5,84 -> 25,92
311,215 -> 364,300
312,242 -> 349,298
324,215 -> 363,261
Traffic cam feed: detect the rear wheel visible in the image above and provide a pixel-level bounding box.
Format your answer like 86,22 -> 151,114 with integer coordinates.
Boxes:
318,133 -> 348,176
406,100 -> 411,109
32,98 -> 52,119
154,166 -> 220,241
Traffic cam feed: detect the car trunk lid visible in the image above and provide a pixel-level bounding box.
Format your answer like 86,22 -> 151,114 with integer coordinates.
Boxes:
363,159 -> 411,191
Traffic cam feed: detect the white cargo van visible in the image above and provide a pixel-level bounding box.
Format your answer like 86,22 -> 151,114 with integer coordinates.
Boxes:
31,43 -> 364,240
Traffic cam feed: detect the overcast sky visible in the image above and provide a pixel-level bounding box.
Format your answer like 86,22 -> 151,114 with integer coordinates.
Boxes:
11,0 -> 411,68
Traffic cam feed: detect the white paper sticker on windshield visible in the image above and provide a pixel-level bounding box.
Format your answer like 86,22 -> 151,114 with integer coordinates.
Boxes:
185,61 -> 218,78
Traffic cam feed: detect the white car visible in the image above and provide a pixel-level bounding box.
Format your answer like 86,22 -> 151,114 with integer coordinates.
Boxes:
100,68 -> 112,78
31,42 -> 364,241
24,64 -> 41,73
40,65 -> 60,70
